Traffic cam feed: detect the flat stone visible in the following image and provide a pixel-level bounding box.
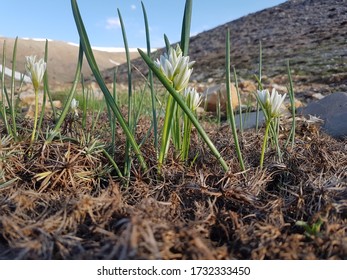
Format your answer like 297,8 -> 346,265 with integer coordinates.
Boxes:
234,111 -> 265,130
299,92 -> 347,139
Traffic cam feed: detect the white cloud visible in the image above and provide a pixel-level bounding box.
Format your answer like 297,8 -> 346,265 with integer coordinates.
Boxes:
105,17 -> 120,30
131,4 -> 136,10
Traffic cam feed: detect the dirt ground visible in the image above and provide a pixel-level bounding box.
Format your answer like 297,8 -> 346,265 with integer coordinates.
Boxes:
0,113 -> 346,259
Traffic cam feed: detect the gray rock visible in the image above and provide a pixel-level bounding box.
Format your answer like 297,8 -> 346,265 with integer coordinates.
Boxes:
299,92 -> 347,139
234,111 -> 265,130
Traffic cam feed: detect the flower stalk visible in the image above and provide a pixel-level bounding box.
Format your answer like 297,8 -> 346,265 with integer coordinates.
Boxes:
260,119 -> 270,168
181,87 -> 201,161
155,44 -> 195,167
139,48 -> 229,172
25,55 -> 46,144
256,88 -> 286,168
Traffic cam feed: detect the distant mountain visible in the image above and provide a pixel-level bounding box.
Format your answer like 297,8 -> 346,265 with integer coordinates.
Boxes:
103,0 -> 347,97
0,37 -> 140,88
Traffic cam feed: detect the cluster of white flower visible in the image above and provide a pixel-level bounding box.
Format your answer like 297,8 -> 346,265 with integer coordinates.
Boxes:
183,87 -> 201,110
257,88 -> 286,118
71,98 -> 79,117
155,45 -> 200,107
25,55 -> 46,91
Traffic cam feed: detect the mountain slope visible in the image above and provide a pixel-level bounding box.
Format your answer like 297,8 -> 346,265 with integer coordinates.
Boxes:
104,0 -> 347,96
0,37 -> 140,88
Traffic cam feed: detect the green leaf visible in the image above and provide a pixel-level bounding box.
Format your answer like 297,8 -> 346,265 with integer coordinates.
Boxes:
180,0 -> 193,56
141,1 -> 158,152
118,9 -> 133,177
10,37 -> 18,139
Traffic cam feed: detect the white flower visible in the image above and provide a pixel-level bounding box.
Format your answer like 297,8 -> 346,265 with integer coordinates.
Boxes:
257,89 -> 270,106
257,88 -> 286,118
155,44 -> 195,92
269,88 -> 286,117
184,87 -> 201,110
25,55 -> 46,91
71,98 -> 79,117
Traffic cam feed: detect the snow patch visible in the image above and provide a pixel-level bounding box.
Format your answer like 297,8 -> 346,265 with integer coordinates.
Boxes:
22,37 -> 53,42
109,59 -> 120,66
67,42 -> 156,53
0,64 -> 31,83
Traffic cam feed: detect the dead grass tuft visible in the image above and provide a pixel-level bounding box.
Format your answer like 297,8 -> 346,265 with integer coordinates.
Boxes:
0,116 -> 346,259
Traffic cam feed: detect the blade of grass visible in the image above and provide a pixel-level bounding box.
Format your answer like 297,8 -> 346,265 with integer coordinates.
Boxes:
164,34 -> 171,52
71,0 -> 147,171
111,69 -> 118,154
139,49 -> 228,172
102,148 -> 123,178
180,0 -> 193,56
45,42 -> 83,144
118,8 -> 133,177
233,66 -> 243,132
158,94 -> 175,167
133,84 -> 147,126
141,1 -> 158,153
81,74 -> 87,130
217,89 -> 221,127
225,29 -> 245,171
0,40 -> 12,137
10,37 -> 18,139
285,60 -> 296,149
43,40 -> 57,121
256,40 -> 263,132
172,101 -> 181,151
37,39 -> 50,139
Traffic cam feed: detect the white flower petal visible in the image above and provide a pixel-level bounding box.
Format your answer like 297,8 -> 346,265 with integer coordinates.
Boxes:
155,44 -> 193,91
25,55 -> 46,90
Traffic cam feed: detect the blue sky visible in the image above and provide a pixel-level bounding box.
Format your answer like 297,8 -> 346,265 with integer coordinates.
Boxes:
1,0 -> 286,48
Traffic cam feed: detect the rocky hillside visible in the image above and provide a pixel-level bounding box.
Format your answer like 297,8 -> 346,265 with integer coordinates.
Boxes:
104,0 -> 347,99
0,37 -> 139,88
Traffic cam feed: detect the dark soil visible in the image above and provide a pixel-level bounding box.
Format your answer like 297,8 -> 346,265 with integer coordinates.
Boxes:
0,114 -> 346,259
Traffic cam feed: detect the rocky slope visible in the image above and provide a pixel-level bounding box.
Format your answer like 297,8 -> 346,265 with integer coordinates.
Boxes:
103,0 -> 347,100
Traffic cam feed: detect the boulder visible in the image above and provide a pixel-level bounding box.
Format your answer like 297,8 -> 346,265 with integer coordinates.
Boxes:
299,92 -> 347,139
239,80 -> 257,93
201,83 -> 239,113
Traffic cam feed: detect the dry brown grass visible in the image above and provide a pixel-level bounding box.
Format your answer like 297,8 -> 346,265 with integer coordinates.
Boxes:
0,114 -> 346,259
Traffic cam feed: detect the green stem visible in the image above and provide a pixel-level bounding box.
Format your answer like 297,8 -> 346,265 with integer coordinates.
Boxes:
37,39 -> 50,137
172,101 -> 181,151
233,66 -> 243,133
158,94 -> 175,168
1,40 -> 12,137
10,37 -> 18,139
285,59 -> 296,149
225,28 -> 245,171
141,1 -> 158,153
118,9 -> 133,178
260,120 -> 270,169
181,112 -> 193,161
31,89 -> 39,144
180,0 -> 193,56
256,40 -> 263,132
